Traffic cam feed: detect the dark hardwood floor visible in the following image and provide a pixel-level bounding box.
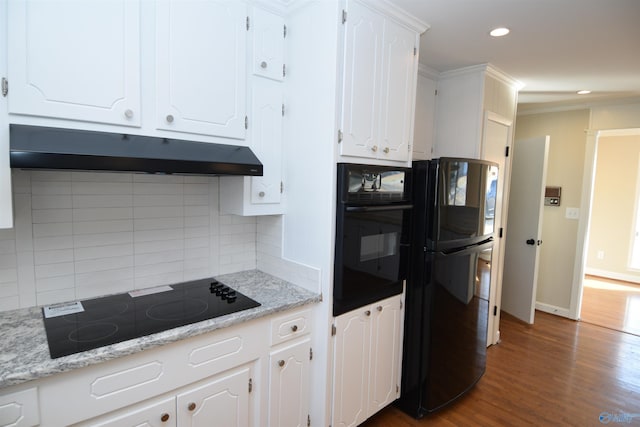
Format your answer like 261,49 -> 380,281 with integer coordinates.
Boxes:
362,311 -> 640,426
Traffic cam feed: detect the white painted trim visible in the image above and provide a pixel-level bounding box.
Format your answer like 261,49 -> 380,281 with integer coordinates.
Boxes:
363,0 -> 430,33
570,127 -> 597,321
535,302 -> 573,319
597,128 -> 640,137
485,64 -> 523,90
584,268 -> 640,285
438,63 -> 489,80
518,96 -> 640,117
417,63 -> 439,80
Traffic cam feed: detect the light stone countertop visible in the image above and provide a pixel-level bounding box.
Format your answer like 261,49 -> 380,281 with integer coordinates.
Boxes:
0,270 -> 321,390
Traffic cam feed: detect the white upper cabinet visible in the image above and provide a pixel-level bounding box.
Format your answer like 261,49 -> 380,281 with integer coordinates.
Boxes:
7,0 -> 141,126
378,19 -> 417,162
156,1 -> 247,139
340,3 -> 383,159
252,7 -> 285,82
339,0 -> 425,164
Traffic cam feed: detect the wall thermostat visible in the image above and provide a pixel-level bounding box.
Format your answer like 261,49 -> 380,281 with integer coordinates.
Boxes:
544,186 -> 561,206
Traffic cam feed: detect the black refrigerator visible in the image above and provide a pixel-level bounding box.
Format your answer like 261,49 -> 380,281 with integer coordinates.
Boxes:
397,158 -> 498,418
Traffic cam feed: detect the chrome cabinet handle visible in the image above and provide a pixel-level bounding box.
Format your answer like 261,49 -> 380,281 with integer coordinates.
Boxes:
383,147 -> 390,154
278,359 -> 285,367
371,145 -> 378,153
124,109 -> 134,119
166,114 -> 174,123
261,61 -> 268,69
365,310 -> 371,316
259,191 -> 265,197
377,305 -> 383,312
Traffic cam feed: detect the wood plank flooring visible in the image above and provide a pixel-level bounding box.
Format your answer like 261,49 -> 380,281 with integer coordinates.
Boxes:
362,311 -> 640,426
581,275 -> 640,336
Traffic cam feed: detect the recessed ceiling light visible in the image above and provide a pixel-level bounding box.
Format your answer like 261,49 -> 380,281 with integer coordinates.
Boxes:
577,90 -> 592,95
490,27 -> 510,37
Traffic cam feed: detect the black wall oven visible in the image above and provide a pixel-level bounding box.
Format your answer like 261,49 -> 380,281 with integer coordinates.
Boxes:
333,163 -> 412,316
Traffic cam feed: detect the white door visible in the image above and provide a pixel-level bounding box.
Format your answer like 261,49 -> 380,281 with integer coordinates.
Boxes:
502,136 -> 550,324
480,112 -> 513,345
156,1 -> 247,139
7,0 -> 141,126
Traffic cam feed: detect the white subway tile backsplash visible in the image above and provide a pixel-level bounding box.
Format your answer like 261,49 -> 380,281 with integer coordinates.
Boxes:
33,222 -> 73,238
37,288 -> 76,306
34,262 -> 74,279
32,209 -> 73,224
36,275 -> 74,293
73,219 -> 133,235
32,195 -> 73,210
74,244 -> 134,261
75,255 -> 134,275
34,236 -> 74,252
71,171 -> 133,183
0,268 -> 18,284
34,249 -> 74,265
73,207 -> 134,222
73,232 -> 134,248
72,181 -> 133,195
133,194 -> 184,207
0,171 -> 281,312
134,206 -> 184,219
73,195 -> 134,208
135,250 -> 184,266
134,217 -> 184,231
0,240 -> 16,254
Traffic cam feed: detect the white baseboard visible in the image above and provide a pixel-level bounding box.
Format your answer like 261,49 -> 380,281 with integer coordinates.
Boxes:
584,267 -> 640,284
535,302 -> 573,319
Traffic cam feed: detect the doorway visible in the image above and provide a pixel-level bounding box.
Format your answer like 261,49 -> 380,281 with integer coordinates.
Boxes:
580,129 -> 640,335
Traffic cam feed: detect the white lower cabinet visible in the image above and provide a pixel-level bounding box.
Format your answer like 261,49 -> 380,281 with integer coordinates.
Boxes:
268,339 -> 311,427
332,294 -> 403,427
75,365 -> 251,427
176,366 -> 251,427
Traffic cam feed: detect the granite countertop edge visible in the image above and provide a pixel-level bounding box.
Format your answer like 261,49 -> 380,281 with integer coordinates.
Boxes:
0,270 -> 321,390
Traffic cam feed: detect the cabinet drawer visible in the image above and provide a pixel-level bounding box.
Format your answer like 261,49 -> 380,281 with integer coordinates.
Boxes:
0,387 -> 39,427
270,308 -> 311,346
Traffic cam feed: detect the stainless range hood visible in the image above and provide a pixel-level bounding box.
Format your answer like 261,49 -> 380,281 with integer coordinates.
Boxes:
9,124 -> 263,176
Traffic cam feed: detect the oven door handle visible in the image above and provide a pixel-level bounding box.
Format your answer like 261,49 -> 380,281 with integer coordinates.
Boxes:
345,204 -> 413,212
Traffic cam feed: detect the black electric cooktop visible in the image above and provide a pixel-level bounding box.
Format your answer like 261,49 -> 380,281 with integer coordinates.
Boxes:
41,278 -> 261,359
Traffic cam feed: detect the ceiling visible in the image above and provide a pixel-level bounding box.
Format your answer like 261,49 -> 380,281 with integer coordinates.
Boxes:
392,0 -> 640,110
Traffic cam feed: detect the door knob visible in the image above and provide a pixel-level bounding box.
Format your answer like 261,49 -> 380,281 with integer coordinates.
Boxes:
526,239 -> 535,245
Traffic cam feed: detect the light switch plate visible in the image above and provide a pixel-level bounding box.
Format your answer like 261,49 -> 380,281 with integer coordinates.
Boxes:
565,207 -> 580,220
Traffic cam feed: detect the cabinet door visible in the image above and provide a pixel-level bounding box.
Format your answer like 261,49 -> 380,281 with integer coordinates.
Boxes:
7,0 -> 141,126
176,367 -> 251,427
156,1 -> 247,139
268,339 -> 310,427
340,0 -> 383,159
368,295 -> 402,416
378,20 -> 417,162
251,8 -> 285,82
75,396 -> 176,427
332,307 -> 371,427
250,77 -> 282,205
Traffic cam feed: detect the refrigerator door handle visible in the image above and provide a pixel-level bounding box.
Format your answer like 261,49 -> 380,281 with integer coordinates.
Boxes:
440,236 -> 494,256
345,204 -> 413,212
